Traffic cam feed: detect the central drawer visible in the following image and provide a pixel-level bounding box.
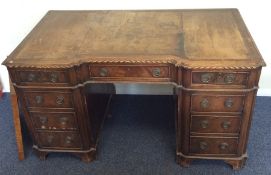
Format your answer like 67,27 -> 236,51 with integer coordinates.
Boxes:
89,64 -> 172,81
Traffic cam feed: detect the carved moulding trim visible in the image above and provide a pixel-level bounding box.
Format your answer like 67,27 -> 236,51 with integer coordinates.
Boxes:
13,81 -> 259,94
33,145 -> 96,153
3,54 -> 266,70
176,151 -> 248,160
176,85 -> 258,92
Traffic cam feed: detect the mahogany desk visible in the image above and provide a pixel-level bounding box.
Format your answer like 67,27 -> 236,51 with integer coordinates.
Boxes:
2,9 -> 265,170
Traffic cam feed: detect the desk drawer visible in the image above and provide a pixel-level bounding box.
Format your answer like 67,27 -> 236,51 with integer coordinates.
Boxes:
18,70 -> 69,84
191,94 -> 245,113
192,71 -> 248,86
89,64 -> 171,80
37,132 -> 82,149
190,137 -> 238,155
191,115 -> 241,134
24,91 -> 74,108
30,112 -> 77,131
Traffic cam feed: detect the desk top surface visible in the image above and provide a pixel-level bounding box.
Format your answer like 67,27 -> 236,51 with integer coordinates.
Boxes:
3,9 -> 265,69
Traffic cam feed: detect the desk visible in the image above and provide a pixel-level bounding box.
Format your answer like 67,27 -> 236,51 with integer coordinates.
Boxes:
2,9 -> 265,170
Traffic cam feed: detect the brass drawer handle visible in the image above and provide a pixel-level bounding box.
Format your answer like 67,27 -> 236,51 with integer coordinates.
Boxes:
39,116 -> 48,124
35,96 -> 43,104
199,141 -> 208,150
224,98 -> 233,108
65,136 -> 73,144
200,120 -> 209,129
27,73 -> 36,82
224,74 -> 235,84
100,68 -> 108,77
56,96 -> 64,105
219,142 -> 229,150
221,121 -> 231,129
50,73 -> 58,83
152,68 -> 161,77
200,98 -> 209,108
59,117 -> 68,125
39,116 -> 48,129
201,73 -> 214,83
47,135 -> 54,143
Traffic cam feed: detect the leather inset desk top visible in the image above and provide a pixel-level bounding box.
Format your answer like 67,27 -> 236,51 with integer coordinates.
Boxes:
3,9 -> 265,69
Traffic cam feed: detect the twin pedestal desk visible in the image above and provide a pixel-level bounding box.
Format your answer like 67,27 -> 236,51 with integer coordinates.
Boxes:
2,9 -> 265,170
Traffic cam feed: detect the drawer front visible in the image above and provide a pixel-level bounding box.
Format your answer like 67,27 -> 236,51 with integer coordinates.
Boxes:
191,94 -> 244,113
191,115 -> 241,133
18,70 -> 69,84
37,132 -> 82,149
30,112 -> 77,130
24,91 -> 73,108
89,65 -> 170,79
190,137 -> 238,155
192,71 -> 248,86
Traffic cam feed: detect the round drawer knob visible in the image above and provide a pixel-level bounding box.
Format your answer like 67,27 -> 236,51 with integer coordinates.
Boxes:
28,73 -> 36,82
219,142 -> 229,150
200,120 -> 209,129
201,73 -> 214,83
199,141 -> 208,150
224,98 -> 233,108
100,68 -> 108,77
35,96 -> 43,104
221,121 -> 231,129
65,136 -> 73,144
200,98 -> 209,108
59,117 -> 68,125
56,96 -> 64,105
39,116 -> 48,129
50,73 -> 58,83
47,135 -> 54,143
152,68 -> 161,77
224,74 -> 235,84
39,116 -> 48,124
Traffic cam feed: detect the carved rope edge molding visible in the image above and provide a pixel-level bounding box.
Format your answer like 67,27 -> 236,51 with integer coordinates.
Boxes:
3,55 -> 265,69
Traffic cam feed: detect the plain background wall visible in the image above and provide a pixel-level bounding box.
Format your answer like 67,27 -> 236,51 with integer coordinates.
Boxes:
0,0 -> 270,95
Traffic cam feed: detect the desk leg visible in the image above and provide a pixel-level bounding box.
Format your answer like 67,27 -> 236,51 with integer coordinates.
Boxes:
10,93 -> 25,160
